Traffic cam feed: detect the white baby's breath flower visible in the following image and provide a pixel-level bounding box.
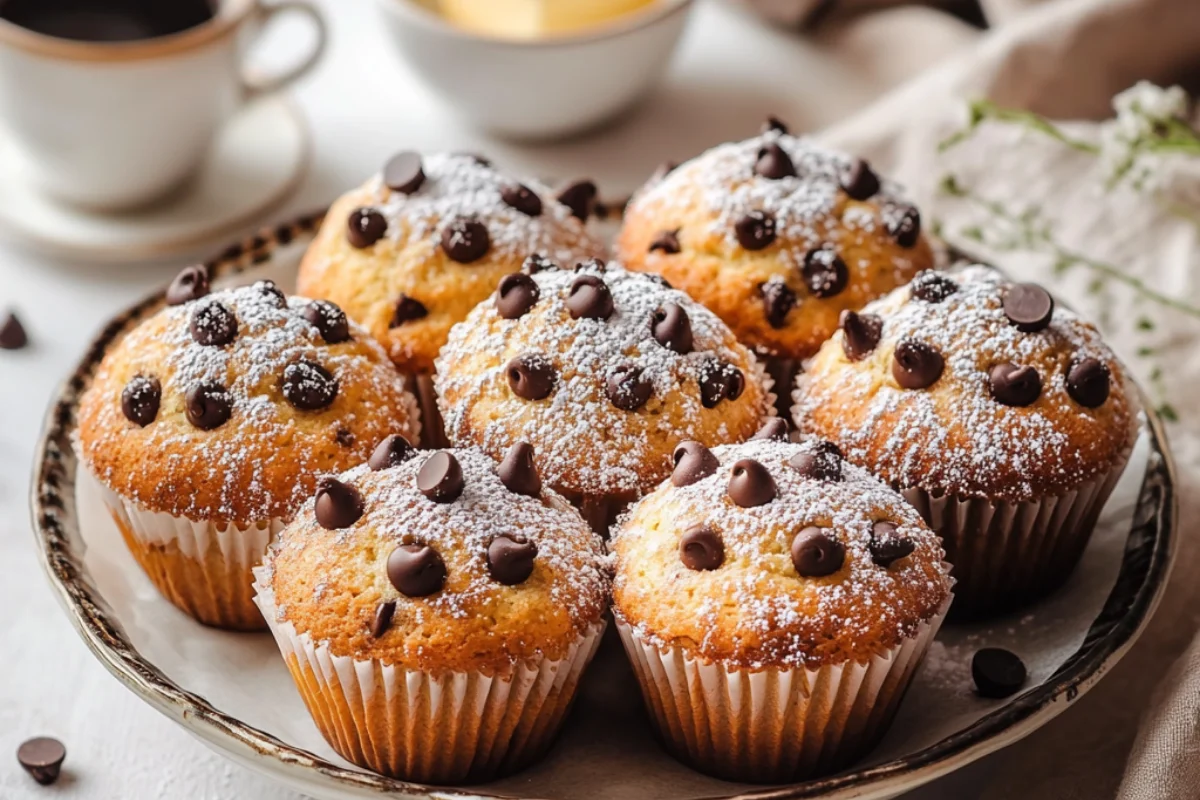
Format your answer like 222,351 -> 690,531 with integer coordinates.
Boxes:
1112,81 -> 1189,125
1098,82 -> 1192,186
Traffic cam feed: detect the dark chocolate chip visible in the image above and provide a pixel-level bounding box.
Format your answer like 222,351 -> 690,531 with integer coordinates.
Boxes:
487,534 -> 538,585
314,476 -> 363,529
762,115 -> 789,134
417,451 -> 464,503
335,428 -> 355,447
566,275 -> 614,320
989,363 -> 1043,407
760,279 -> 796,328
791,527 -> 845,577
972,647 -> 1027,698
789,448 -> 842,481
383,151 -> 425,194
728,458 -> 776,507
734,211 -> 776,251
0,310 -> 26,350
885,204 -> 921,248
649,228 -> 681,254
370,600 -> 396,638
369,434 -> 416,471
892,339 -> 944,390
814,439 -> 844,458
347,207 -> 387,248
869,521 -> 915,567
121,376 -> 161,427
672,441 -> 719,487
841,158 -> 880,201
522,254 -> 558,274
1066,357 -> 1111,408
607,364 -> 653,411
698,359 -> 745,408
185,381 -> 232,430
17,737 -> 65,786
496,273 -> 540,319
390,294 -> 428,327
387,544 -> 446,598
910,270 -> 958,303
166,265 -> 210,306
751,418 -> 790,441
506,354 -> 556,400
441,217 -> 490,263
645,274 -> 674,289
301,300 -> 351,344
498,442 -> 542,497
840,310 -> 883,361
755,142 -> 796,180
255,280 -> 287,308
556,180 -> 597,221
651,303 -> 693,354
575,257 -> 607,273
1003,283 -> 1055,332
802,247 -> 849,298
500,183 -> 543,217
189,300 -> 238,347
281,360 -> 339,411
679,524 -> 724,571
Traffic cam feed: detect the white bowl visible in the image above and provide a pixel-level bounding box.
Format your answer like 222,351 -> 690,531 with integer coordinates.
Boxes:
374,0 -> 695,139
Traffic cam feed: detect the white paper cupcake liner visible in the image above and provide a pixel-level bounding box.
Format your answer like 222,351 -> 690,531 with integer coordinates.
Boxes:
252,568 -> 606,784
614,596 -> 950,783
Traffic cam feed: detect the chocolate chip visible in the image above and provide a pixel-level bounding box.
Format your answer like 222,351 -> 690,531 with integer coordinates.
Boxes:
189,300 -> 237,347
885,204 -> 921,248
417,451 -> 464,503
522,254 -> 558,274
840,310 -> 882,361
751,418 -> 790,442
755,142 -> 795,180
0,310 -> 27,350
387,544 -> 446,598
789,447 -> 842,481
498,442 -> 542,497
1066,357 -> 1111,408
989,363 -> 1042,407
760,279 -> 796,328
301,300 -> 351,344
574,257 -> 607,273
506,354 -> 556,400
910,270 -> 957,303
314,477 -> 363,529
649,229 -> 681,254
255,280 -> 287,308
791,527 -> 845,577
390,294 -> 428,327
566,275 -> 614,320
679,525 -> 724,571
762,115 -> 789,134
672,441 -> 719,487
369,434 -> 416,471
972,648 -> 1027,698
841,158 -> 880,201
121,376 -> 161,427
892,339 -> 944,390
728,458 -> 776,507
607,364 -> 653,411
166,265 -> 209,306
1003,283 -> 1054,332
335,428 -> 355,447
645,274 -> 674,289
651,303 -> 693,354
556,179 -> 597,221
734,211 -> 776,251
347,207 -> 387,248
17,737 -> 65,786
185,382 -> 232,430
370,600 -> 396,638
487,534 -> 538,585
802,247 -> 849,298
441,217 -> 490,263
496,273 -> 540,319
501,183 -> 543,217
698,359 -> 745,408
869,521 -> 915,567
281,360 -> 338,411
383,151 -> 425,194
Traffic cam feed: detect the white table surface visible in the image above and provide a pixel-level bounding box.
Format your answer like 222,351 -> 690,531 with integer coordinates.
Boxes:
0,1 -> 1001,797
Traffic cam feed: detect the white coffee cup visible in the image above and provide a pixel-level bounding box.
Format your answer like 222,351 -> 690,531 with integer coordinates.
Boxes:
0,0 -> 326,211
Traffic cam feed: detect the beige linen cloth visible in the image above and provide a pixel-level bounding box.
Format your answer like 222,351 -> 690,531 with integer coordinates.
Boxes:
745,0 -> 1200,796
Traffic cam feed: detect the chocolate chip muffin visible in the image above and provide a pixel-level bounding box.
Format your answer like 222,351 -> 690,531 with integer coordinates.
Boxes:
793,265 -> 1137,616
435,257 -> 775,533
77,275 -> 419,630
296,152 -> 607,446
255,445 -> 609,783
612,436 -> 952,782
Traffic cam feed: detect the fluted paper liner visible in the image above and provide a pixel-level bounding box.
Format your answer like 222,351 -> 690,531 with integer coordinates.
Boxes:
252,568 -> 606,784
615,596 -> 949,783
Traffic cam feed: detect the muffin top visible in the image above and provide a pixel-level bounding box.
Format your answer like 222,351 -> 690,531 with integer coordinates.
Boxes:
794,265 -> 1137,501
617,119 -> 934,360
611,436 -> 951,670
436,258 -> 773,500
78,277 -> 419,526
265,444 -> 610,674
296,151 -> 607,373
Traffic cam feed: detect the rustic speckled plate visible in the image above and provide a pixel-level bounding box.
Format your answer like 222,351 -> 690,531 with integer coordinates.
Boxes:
31,215 -> 1178,800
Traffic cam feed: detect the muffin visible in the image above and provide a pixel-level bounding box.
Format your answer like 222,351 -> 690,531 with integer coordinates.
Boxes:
793,265 -> 1137,616
296,151 -> 607,446
612,435 -> 952,782
617,117 -> 934,409
254,444 -> 610,783
435,257 -> 774,533
77,275 -> 420,630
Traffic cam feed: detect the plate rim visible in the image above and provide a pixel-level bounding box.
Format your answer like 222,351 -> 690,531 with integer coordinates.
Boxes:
29,215 -> 1180,800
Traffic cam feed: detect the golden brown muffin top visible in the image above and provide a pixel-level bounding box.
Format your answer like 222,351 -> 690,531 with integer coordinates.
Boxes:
265,446 -> 610,675
794,265 -> 1137,501
611,438 -> 951,670
617,122 -> 933,360
78,280 -> 419,525
436,259 -> 772,499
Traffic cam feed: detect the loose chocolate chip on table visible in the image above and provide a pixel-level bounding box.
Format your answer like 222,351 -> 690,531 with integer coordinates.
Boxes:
840,310 -> 883,361
166,265 -> 209,306
522,254 -> 558,274
972,647 -> 1027,698
17,737 -> 66,786
651,303 -> 693,354
301,299 -> 351,344
734,210 -> 777,251
281,359 -> 339,410
189,300 -> 238,347
760,279 -> 796,329
762,115 -> 789,134
751,418 -> 790,442
507,354 -> 556,400
390,294 -> 428,327
791,527 -> 845,577
672,441 -> 720,487
441,217 -> 491,263
885,204 -> 921,248
728,458 -> 776,507
556,179 -> 598,221
1066,357 -> 1111,408
566,275 -> 614,320
841,158 -> 880,201
315,477 -> 363,529
802,247 -> 849,298
255,280 -> 287,308
488,534 -> 538,585
607,364 -> 653,411
369,434 -> 416,471
698,359 -> 745,408
649,229 -> 681,254
347,207 -> 388,248
418,451 -> 465,503
680,524 -> 724,571
755,142 -> 796,180
892,339 -> 944,390
1003,283 -> 1055,332
500,183 -> 543,217
869,520 -> 915,567
185,381 -> 232,430
499,442 -> 542,497
383,151 -> 425,194
496,273 -> 540,319
370,600 -> 396,638
910,270 -> 958,303
121,376 -> 161,427
789,447 -> 842,481
388,544 -> 447,598
989,363 -> 1043,407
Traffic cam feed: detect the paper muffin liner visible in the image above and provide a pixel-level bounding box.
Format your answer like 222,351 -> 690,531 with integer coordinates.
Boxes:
614,595 -> 950,783
402,372 -> 446,450
252,568 -> 606,784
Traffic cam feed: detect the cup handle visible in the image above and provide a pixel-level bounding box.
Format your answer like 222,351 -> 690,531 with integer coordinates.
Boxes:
241,1 -> 328,99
